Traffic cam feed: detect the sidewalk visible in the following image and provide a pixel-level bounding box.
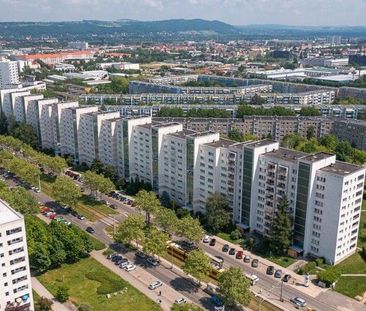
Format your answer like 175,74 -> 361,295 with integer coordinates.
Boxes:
31,277 -> 70,311
212,235 -> 328,298
91,250 -> 188,311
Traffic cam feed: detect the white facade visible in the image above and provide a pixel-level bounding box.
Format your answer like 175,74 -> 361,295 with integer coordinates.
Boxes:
59,106 -> 98,159
38,98 -> 59,150
78,111 -> 120,166
10,91 -> 31,123
0,200 -> 33,311
22,95 -> 44,137
0,61 -> 19,89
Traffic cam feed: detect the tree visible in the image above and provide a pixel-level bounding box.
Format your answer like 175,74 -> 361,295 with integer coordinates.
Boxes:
228,128 -> 243,142
56,285 -> 69,303
306,126 -> 316,139
182,249 -> 212,285
143,226 -> 169,259
135,190 -> 161,225
318,134 -> 338,150
155,207 -> 179,234
205,193 -> 231,234
35,297 -> 53,311
171,303 -> 203,311
0,112 -> 8,135
83,170 -> 115,198
335,141 -> 353,162
230,229 -> 242,241
114,214 -> 145,246
247,237 -> 255,251
269,196 -> 292,255
29,242 -> 52,271
318,268 -> 341,287
52,176 -> 82,209
177,216 -> 204,243
300,107 -> 321,116
218,267 -> 251,307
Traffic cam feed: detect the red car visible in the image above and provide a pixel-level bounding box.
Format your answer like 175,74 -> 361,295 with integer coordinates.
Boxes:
236,251 -> 243,259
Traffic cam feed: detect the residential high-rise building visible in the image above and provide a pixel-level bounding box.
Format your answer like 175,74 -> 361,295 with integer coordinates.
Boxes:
0,199 -> 33,311
0,61 -> 20,89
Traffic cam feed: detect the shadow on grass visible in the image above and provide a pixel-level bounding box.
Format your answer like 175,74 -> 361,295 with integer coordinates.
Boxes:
169,276 -> 199,294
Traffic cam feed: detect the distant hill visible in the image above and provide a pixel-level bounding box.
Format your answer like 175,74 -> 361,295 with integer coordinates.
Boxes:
0,19 -> 239,43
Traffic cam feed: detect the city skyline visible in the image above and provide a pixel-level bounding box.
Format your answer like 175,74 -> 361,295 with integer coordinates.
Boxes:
1,0 -> 366,26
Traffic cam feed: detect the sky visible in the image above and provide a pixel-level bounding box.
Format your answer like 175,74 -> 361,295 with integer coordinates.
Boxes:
1,0 -> 366,26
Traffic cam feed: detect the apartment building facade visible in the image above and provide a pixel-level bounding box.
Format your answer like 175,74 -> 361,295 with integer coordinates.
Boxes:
0,199 -> 33,311
0,61 -> 19,89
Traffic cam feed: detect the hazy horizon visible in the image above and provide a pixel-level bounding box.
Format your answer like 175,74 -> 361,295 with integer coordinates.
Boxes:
1,0 -> 366,26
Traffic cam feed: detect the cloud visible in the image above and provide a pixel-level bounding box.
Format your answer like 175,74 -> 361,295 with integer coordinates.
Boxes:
0,0 -> 365,25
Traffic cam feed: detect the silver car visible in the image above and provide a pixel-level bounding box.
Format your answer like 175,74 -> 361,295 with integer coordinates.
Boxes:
148,280 -> 163,290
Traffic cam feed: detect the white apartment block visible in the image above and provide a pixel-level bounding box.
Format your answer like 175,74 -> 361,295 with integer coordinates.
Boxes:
0,61 -> 19,89
115,116 -> 152,179
78,111 -> 120,166
0,199 -> 33,311
59,106 -> 98,159
10,91 -> 31,123
22,95 -> 44,137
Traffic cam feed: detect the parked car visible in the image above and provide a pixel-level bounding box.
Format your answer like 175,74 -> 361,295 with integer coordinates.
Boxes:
236,251 -> 243,259
125,264 -> 136,272
203,235 -> 210,243
283,274 -> 291,282
111,255 -> 122,263
222,244 -> 229,252
148,280 -> 163,290
209,238 -> 216,246
86,227 -> 95,234
135,251 -> 147,259
175,298 -> 186,304
290,297 -> 307,307
107,253 -> 117,260
274,269 -> 282,278
229,248 -> 236,255
147,257 -> 160,266
243,255 -> 251,263
77,214 -> 85,220
266,266 -> 275,275
110,204 -> 117,210
119,261 -> 129,269
251,259 -> 259,268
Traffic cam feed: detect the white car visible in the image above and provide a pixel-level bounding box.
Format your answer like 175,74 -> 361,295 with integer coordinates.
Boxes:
203,235 -> 210,243
148,280 -> 163,290
119,261 -> 129,269
290,297 -> 307,307
175,297 -> 186,304
125,264 -> 136,272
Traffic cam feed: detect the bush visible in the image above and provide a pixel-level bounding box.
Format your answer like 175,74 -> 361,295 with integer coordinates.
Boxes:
318,268 -> 341,287
35,297 -> 53,311
362,247 -> 366,262
55,285 -> 69,302
78,303 -> 92,311
230,229 -> 242,241
315,257 -> 325,266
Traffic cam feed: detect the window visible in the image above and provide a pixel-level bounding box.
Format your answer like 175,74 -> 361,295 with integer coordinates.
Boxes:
6,227 -> 22,236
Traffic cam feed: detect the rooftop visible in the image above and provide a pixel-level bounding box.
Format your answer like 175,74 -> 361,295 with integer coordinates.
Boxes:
152,122 -> 181,129
0,199 -> 22,225
320,161 -> 364,176
205,138 -> 237,148
264,148 -> 307,163
168,129 -> 197,139
302,152 -> 334,163
245,139 -> 277,148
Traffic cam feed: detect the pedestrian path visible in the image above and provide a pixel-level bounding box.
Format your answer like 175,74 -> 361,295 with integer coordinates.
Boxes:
31,277 -> 70,311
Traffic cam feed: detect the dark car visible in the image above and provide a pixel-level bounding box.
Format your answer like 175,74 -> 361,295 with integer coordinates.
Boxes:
209,238 -> 216,246
236,251 -> 243,259
251,259 -> 259,268
111,255 -> 122,263
229,248 -> 236,255
222,244 -> 229,252
266,265 -> 275,275
135,251 -> 147,259
110,204 -> 117,210
274,269 -> 282,278
86,227 -> 95,234
283,274 -> 291,282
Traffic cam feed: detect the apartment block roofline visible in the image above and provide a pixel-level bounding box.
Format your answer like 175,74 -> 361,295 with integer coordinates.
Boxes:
320,160 -> 365,176
0,198 -> 22,225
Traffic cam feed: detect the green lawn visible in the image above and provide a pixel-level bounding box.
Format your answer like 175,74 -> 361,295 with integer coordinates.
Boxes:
358,210 -> 366,249
38,257 -> 161,311
251,240 -> 296,268
335,276 -> 366,298
336,252 -> 366,274
362,200 -> 366,210
216,232 -> 243,245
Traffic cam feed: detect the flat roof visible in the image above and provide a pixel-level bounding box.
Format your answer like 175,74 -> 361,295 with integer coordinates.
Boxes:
152,122 -> 181,129
320,161 -> 364,176
264,148 -> 307,163
0,199 -> 22,225
245,139 -> 277,148
302,152 -> 334,163
204,138 -> 237,148
168,129 -> 197,139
